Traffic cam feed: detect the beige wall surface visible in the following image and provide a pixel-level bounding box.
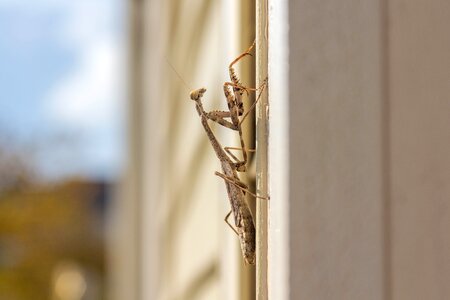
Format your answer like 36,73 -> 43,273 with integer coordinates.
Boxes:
140,1 -> 225,298
388,0 -> 450,299
288,0 -> 385,299
287,0 -> 450,299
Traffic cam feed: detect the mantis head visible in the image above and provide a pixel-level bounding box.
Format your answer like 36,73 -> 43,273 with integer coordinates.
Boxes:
190,88 -> 207,102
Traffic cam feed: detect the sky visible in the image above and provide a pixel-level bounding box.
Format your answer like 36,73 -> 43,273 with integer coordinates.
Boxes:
0,0 -> 126,181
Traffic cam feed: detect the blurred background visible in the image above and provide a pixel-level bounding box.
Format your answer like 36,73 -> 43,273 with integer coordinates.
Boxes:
0,0 -> 124,299
0,0 -> 256,299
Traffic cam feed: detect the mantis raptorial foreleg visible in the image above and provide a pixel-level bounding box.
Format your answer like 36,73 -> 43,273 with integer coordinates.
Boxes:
229,41 -> 255,83
208,79 -> 266,172
205,82 -> 259,129
204,76 -> 265,171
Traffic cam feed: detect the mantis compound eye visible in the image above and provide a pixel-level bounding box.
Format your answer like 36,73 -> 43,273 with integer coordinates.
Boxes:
237,165 -> 246,172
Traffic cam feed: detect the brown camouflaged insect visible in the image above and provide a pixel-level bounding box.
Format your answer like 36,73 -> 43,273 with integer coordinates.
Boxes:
188,42 -> 269,265
190,86 -> 258,264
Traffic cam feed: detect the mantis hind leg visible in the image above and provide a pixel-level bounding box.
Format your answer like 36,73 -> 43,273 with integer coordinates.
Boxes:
224,210 -> 239,236
214,171 -> 269,200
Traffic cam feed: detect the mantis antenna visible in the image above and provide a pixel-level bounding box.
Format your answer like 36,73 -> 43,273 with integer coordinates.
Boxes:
165,56 -> 192,92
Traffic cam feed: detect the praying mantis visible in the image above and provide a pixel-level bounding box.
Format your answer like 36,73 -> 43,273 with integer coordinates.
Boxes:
189,41 -> 267,265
